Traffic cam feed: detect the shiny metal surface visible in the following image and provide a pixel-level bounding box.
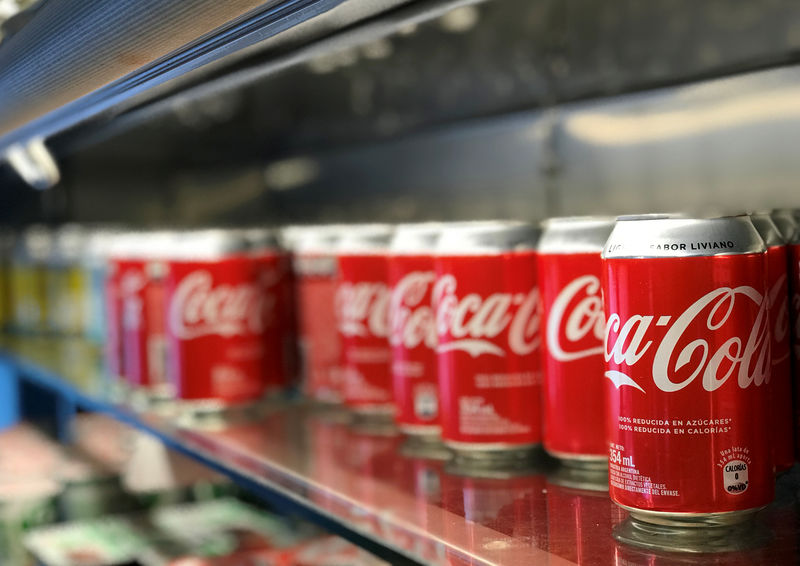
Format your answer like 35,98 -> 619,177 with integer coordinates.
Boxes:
750,213 -> 785,248
336,224 -> 394,254
538,216 -> 615,254
603,216 -> 765,259
390,223 -> 442,255
436,221 -> 538,254
3,336 -> 800,565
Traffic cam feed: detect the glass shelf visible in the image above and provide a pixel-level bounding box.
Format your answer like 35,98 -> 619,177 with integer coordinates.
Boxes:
2,336 -> 799,565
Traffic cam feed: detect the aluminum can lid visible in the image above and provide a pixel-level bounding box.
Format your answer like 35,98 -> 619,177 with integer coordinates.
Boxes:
390,222 -> 442,255
336,224 -> 394,254
14,224 -> 53,263
436,220 -> 538,255
749,212 -> 785,247
538,216 -> 615,254
603,215 -> 764,259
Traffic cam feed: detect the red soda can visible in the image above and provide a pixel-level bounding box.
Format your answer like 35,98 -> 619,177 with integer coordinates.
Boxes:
291,226 -> 344,403
165,230 -> 271,410
105,233 -> 130,388
389,223 -> 441,438
434,222 -> 542,460
538,216 -> 614,467
116,231 -> 174,401
335,225 -> 395,417
603,215 -> 773,526
243,228 -> 295,395
750,212 -> 794,473
772,209 -> 800,458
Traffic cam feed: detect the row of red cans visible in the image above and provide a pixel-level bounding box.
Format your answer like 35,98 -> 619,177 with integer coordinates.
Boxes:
290,211 -> 800,526
105,228 -> 295,410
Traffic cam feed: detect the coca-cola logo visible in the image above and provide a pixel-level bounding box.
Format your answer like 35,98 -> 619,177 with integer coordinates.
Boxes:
604,287 -> 770,393
335,281 -> 390,338
434,274 -> 540,357
168,270 -> 267,340
546,275 -> 604,362
390,271 -> 436,349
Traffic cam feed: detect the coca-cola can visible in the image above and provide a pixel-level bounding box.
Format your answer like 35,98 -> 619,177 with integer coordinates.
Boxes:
538,216 -> 614,467
335,224 -> 395,417
603,215 -> 773,526
435,221 -> 542,461
750,212 -> 794,473
773,208 -> 800,460
111,230 -> 174,401
389,223 -> 441,438
291,226 -> 344,404
242,227 -> 296,395
165,229 -> 270,411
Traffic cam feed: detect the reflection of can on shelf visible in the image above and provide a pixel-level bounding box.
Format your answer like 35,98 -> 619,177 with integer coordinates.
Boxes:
10,225 -> 51,334
538,216 -> 614,468
546,467 -> 621,564
435,221 -> 542,463
336,225 -> 395,419
441,460 -> 548,561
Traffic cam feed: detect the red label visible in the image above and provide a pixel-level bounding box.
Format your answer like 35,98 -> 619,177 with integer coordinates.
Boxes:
336,254 -> 393,410
166,256 -> 272,404
253,252 -> 295,393
118,259 -> 167,389
296,252 -> 342,402
435,251 -> 542,448
388,254 -> 439,432
789,243 -> 800,458
603,255 -> 773,514
539,252 -> 606,459
765,245 -> 794,472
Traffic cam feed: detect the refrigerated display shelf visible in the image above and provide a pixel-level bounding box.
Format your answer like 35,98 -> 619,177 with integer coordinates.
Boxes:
1,336 -> 799,566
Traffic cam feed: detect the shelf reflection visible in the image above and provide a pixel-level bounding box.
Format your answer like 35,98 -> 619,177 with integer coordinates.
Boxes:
3,337 -> 800,566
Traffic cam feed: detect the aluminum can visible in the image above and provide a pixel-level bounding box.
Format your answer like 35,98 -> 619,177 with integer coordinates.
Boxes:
83,227 -> 119,345
45,224 -> 88,335
603,215 -> 773,526
750,212 -> 794,473
0,229 -> 14,332
292,226 -> 344,403
389,223 -> 441,437
113,231 -> 174,398
243,227 -> 296,395
9,225 -> 51,334
165,229 -> 268,408
335,224 -> 395,416
538,216 -> 614,467
435,221 -> 542,459
774,209 -> 800,459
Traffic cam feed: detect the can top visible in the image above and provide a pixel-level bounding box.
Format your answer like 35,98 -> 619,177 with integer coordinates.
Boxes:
538,216 -> 615,254
749,212 -> 785,248
390,222 -> 441,255
436,220 -> 538,255
291,225 -> 343,255
14,224 -> 53,263
51,224 -> 88,265
771,209 -> 799,243
336,224 -> 394,254
602,215 -> 765,259
239,227 -> 281,252
169,229 -> 250,260
108,230 -> 180,261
